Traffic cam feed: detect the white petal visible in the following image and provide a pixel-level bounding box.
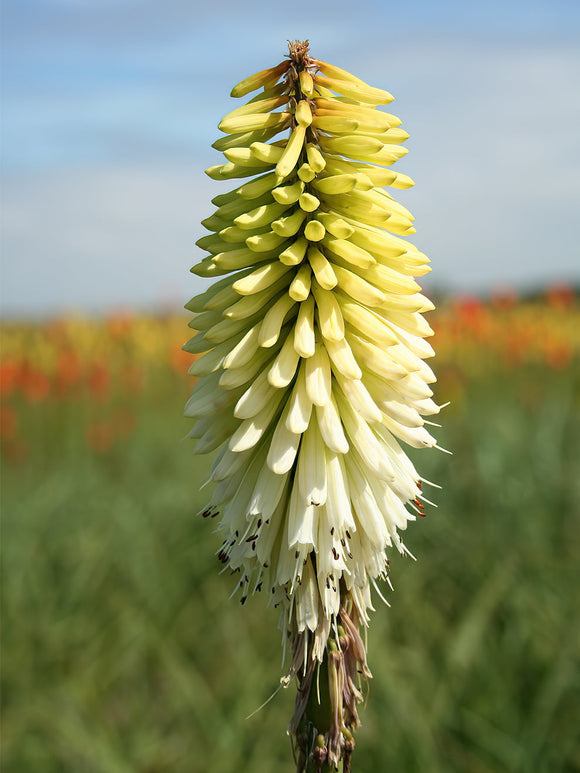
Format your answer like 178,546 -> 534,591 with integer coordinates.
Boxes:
347,331 -> 407,380
297,417 -> 327,507
287,478 -> 317,548
305,343 -> 332,406
219,345 -> 275,389
296,557 -> 319,632
323,335 -> 362,380
317,568 -> 340,620
336,394 -> 395,482
311,283 -> 345,341
390,371 -> 433,401
382,414 -> 436,449
285,365 -> 312,434
268,333 -> 300,387
346,460 -> 389,549
223,323 -> 262,369
315,396 -> 349,455
211,445 -> 253,482
248,465 -> 289,520
294,296 -> 316,358
333,370 -> 382,424
414,397 -> 443,415
255,491 -> 286,567
388,321 -> 435,359
267,404 -> 302,474
229,391 -> 285,452
325,449 -> 356,534
259,293 -> 297,348
234,367 -> 279,419
317,504 -> 348,578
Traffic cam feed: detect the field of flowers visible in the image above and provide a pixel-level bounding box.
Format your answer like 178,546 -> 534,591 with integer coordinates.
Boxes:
2,288 -> 579,772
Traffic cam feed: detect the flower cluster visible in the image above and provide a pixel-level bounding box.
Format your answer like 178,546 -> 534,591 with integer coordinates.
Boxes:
185,40 -> 442,768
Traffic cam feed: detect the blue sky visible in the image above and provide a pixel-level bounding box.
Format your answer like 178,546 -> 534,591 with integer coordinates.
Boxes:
2,0 -> 580,316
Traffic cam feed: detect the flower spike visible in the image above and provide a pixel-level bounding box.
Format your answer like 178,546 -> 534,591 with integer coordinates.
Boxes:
185,39 -> 442,772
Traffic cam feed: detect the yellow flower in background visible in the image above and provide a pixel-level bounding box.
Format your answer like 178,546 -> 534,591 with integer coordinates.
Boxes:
185,40 -> 444,771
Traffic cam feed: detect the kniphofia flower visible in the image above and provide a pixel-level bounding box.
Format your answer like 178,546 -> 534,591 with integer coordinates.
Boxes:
185,40 -> 443,771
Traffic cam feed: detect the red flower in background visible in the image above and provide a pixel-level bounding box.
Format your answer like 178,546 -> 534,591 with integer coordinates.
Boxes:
546,283 -> 575,310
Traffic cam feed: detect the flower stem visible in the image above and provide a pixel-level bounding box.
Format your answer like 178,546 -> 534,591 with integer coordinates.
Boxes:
293,607 -> 365,772
297,652 -> 337,772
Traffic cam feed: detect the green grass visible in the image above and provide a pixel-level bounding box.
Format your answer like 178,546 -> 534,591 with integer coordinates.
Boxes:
2,364 -> 579,772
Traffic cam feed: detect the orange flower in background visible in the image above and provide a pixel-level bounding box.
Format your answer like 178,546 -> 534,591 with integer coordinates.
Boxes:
106,310 -> 135,339
87,361 -> 111,402
55,350 -> 83,397
546,283 -> 575,310
0,291 -> 576,469
452,295 -> 492,341
542,336 -> 573,370
20,363 -> 50,403
0,359 -> 22,398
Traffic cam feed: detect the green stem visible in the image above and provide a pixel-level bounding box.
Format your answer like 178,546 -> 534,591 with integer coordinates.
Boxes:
298,652 -> 343,773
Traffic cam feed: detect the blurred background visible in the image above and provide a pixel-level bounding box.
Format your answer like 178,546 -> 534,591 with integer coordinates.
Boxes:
1,1 -> 579,771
